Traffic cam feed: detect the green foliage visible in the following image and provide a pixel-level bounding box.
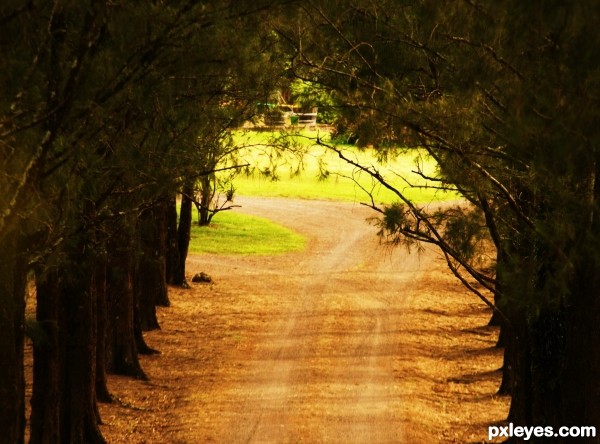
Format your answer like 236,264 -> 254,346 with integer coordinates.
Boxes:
289,79 -> 337,123
378,203 -> 417,246
439,208 -> 488,263
378,202 -> 491,272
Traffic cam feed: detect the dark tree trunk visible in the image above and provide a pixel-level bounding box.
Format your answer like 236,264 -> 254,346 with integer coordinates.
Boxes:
496,325 -> 512,396
166,195 -> 181,285
133,260 -> 159,356
488,300 -> 504,327
495,271 -> 513,397
505,257 -> 600,442
148,199 -> 170,307
58,255 -> 105,443
174,183 -> 193,287
500,280 -> 540,436
30,270 -> 61,443
506,317 -> 534,430
134,301 -> 159,356
495,322 -> 507,348
136,259 -> 161,333
558,166 -> 600,429
507,301 -> 600,444
30,245 -> 105,444
154,200 -> 171,308
561,264 -> 600,430
493,267 -> 508,348
106,219 -> 147,380
136,203 -> 169,331
0,235 -> 27,444
94,259 -> 112,403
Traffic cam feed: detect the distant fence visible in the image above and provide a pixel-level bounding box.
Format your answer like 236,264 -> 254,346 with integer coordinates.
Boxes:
261,106 -> 318,127
295,112 -> 317,126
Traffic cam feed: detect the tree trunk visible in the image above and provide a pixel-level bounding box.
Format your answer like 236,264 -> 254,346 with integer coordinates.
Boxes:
133,256 -> 159,356
496,325 -> 512,396
561,266 -> 600,430
30,270 -> 61,443
30,245 -> 105,444
557,165 -> 600,431
94,259 -> 112,403
174,183 -> 193,287
504,164 -> 600,438
507,301 -> 600,443
58,255 -> 105,443
0,235 -> 27,444
506,317 -> 534,431
134,305 -> 159,355
106,218 -> 147,380
154,200 -> 171,308
166,195 -> 181,285
136,203 -> 169,331
505,253 -> 600,441
198,175 -> 213,226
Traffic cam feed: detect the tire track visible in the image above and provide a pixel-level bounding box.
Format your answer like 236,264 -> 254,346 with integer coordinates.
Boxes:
186,197 -> 435,443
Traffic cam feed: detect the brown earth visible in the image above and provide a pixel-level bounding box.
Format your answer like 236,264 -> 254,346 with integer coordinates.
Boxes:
93,196 -> 509,443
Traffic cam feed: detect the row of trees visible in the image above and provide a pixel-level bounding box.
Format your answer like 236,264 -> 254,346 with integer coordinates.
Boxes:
276,0 -> 600,439
0,1 -> 290,442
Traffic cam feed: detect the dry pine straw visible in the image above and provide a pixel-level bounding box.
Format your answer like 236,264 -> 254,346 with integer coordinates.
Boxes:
90,263 -> 508,443
22,242 -> 508,443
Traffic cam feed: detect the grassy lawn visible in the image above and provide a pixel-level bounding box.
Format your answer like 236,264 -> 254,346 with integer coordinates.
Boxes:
190,129 -> 457,255
230,129 -> 456,204
189,210 -> 305,255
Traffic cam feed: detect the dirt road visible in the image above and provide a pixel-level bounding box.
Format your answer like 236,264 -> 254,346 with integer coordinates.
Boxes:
193,197 -> 428,443
99,197 -> 508,443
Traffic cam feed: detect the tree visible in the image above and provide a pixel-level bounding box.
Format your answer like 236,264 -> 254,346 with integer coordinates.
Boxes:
289,78 -> 337,124
166,2 -> 290,283
194,133 -> 243,228
137,201 -> 170,331
0,234 -> 27,443
282,0 -> 600,438
32,234 -> 105,443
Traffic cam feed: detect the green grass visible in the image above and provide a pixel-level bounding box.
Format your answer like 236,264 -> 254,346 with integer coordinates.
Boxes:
230,129 -> 457,204
189,210 -> 305,255
190,129 -> 458,256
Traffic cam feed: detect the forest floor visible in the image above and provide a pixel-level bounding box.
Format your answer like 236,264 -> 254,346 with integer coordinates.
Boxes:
95,197 -> 509,443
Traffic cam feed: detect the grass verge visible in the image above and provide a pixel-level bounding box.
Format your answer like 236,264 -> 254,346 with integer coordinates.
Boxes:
189,210 -> 305,255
